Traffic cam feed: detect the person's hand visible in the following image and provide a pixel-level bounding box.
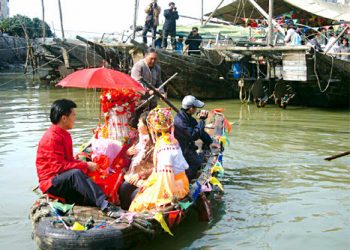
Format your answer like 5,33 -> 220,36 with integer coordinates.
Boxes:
198,110 -> 209,120
149,89 -> 154,95
87,162 -> 99,172
129,174 -> 140,185
126,144 -> 138,156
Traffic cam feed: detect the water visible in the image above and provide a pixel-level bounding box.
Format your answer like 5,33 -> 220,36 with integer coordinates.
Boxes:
0,76 -> 349,249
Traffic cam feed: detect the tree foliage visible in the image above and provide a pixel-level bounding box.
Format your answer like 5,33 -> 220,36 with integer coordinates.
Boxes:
0,14 -> 53,38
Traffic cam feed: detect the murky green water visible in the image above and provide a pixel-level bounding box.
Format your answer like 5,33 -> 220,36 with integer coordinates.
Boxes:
0,75 -> 349,249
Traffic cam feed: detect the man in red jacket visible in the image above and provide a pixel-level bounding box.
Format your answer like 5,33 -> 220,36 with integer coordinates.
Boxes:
36,99 -> 118,216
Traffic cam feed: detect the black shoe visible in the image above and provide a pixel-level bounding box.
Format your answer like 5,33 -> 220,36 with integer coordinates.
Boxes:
103,203 -> 122,218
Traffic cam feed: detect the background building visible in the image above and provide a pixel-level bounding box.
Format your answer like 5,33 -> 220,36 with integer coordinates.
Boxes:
0,0 -> 9,20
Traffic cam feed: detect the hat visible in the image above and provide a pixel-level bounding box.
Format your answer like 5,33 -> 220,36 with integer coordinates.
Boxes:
182,95 -> 205,109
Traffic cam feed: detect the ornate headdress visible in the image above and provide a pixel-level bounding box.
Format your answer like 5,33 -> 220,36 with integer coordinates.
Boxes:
147,107 -> 174,144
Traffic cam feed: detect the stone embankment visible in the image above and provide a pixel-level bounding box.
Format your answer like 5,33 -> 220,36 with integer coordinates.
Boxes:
0,33 -> 27,70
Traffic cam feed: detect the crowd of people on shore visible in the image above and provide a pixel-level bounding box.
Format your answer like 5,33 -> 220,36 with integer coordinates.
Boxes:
141,0 -> 350,61
284,23 -> 350,60
35,48 -> 215,216
141,0 -> 203,55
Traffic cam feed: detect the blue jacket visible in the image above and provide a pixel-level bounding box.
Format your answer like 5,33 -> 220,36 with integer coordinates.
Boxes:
174,109 -> 213,166
163,9 -> 179,32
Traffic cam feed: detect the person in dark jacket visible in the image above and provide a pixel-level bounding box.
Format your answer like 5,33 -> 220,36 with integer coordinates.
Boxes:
185,27 -> 202,55
174,95 -> 213,180
162,2 -> 179,50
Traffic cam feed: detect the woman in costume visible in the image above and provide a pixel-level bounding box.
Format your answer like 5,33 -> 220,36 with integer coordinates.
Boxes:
129,107 -> 189,212
118,112 -> 154,210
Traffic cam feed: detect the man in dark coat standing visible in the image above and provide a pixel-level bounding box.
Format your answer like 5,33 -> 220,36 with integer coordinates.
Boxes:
185,27 -> 202,55
174,95 -> 213,180
162,2 -> 179,50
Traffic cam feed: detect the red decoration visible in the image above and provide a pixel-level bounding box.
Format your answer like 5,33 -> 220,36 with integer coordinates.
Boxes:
100,89 -> 141,114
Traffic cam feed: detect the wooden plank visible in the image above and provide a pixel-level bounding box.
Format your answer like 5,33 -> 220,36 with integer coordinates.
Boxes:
283,61 -> 306,66
282,54 -> 306,61
283,76 -> 307,81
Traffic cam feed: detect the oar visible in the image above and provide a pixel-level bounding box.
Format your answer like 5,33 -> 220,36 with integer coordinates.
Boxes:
141,79 -> 180,113
136,72 -> 178,111
324,151 -> 350,161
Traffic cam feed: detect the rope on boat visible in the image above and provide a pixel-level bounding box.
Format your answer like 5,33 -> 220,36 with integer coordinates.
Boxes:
238,79 -> 251,103
313,49 -> 334,93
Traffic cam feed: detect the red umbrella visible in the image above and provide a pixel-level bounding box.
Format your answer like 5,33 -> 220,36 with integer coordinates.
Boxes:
56,67 -> 145,93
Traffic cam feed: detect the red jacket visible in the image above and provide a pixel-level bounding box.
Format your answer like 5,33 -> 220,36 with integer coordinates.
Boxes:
36,124 -> 88,193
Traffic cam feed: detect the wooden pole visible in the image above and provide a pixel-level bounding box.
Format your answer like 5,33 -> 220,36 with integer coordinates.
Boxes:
136,73 -> 178,111
133,0 -> 138,40
58,0 -> 65,39
141,80 -> 180,113
41,0 -> 45,43
201,0 -> 204,25
324,151 -> 350,161
324,26 -> 349,55
268,0 -> 273,46
203,0 -> 224,26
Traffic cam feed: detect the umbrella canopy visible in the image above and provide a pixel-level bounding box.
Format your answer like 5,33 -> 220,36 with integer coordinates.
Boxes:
56,67 -> 145,93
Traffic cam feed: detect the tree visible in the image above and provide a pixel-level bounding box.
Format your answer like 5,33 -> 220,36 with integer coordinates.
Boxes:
0,14 -> 53,38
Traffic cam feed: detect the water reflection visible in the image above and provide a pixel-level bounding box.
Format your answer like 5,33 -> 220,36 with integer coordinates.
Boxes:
0,77 -> 349,250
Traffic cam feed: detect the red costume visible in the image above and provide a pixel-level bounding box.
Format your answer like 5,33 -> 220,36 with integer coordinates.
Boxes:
36,124 -> 88,193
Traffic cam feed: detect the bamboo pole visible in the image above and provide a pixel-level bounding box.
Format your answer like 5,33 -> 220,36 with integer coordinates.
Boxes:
268,0 -> 273,46
203,0 -> 224,26
201,0 -> 204,25
324,26 -> 349,55
41,0 -> 45,43
58,0 -> 65,39
133,0 -> 138,40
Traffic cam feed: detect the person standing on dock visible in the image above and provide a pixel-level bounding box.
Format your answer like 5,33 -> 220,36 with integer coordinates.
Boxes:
35,99 -> 120,217
284,24 -> 296,45
162,2 -> 179,50
175,35 -> 184,54
130,47 -> 164,128
174,95 -> 213,180
185,27 -> 203,55
338,37 -> 350,61
142,0 -> 161,46
324,32 -> 340,54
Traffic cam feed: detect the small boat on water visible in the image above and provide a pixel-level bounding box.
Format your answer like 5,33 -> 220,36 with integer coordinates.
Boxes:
29,111 -> 228,250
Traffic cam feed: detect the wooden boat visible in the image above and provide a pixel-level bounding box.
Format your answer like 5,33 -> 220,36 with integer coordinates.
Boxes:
30,38 -> 104,83
75,37 -> 235,99
29,111 -> 227,250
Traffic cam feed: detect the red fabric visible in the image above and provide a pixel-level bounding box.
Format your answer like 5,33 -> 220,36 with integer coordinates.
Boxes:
36,125 -> 88,193
88,144 -> 133,205
88,170 -> 125,205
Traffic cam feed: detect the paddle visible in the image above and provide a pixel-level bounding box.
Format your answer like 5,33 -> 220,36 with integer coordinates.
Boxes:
141,79 -> 180,113
324,151 -> 350,161
136,72 -> 178,111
